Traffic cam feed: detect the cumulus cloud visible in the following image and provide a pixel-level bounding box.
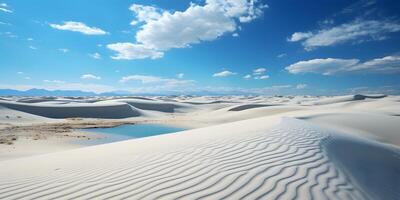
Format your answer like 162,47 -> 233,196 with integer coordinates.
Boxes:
135,4 -> 235,50
129,4 -> 163,25
286,55 -> 400,75
108,0 -> 267,60
81,74 -> 101,80
213,70 -> 237,77
107,43 -> 163,60
289,19 -> 400,50
50,21 -> 107,35
89,52 -> 101,59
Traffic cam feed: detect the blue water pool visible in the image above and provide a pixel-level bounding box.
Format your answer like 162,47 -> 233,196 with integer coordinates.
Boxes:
78,124 -> 186,145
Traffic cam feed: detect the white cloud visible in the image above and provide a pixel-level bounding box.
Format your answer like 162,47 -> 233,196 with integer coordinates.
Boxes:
286,55 -> 400,75
129,4 -> 163,25
1,31 -> 17,38
254,75 -> 269,79
58,48 -> 69,53
17,72 -> 23,74
49,21 -> 107,35
120,75 -> 163,84
177,73 -> 184,78
24,77 -> 31,80
107,42 -> 163,60
268,85 -> 292,89
277,53 -> 286,58
250,67 -> 269,79
287,32 -> 312,42
27,38 -> 34,41
0,3 -> 12,13
108,0 -> 267,60
0,21 -> 11,25
243,74 -> 251,79
320,19 -> 334,25
89,52 -> 101,59
232,33 -> 239,37
253,67 -> 266,75
29,45 -> 37,50
286,58 -> 359,75
289,19 -> 400,50
43,80 -> 65,84
121,30 -> 131,34
351,55 -> 400,73
296,84 -> 307,89
213,70 -> 237,77
81,74 -> 101,80
119,75 -> 195,89
135,4 -> 235,50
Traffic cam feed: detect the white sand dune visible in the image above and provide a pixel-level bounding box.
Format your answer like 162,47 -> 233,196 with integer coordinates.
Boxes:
227,104 -> 278,111
1,95 -> 400,199
0,105 -> 51,124
0,118 -> 398,199
0,100 -> 141,119
111,99 -> 192,113
309,94 -> 387,106
298,112 -> 400,146
16,97 -> 58,103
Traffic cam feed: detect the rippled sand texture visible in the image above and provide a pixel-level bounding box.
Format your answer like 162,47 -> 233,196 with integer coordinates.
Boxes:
0,118 -> 398,199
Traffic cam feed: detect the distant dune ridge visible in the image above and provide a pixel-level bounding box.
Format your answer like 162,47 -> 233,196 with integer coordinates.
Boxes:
0,100 -> 141,119
0,94 -> 399,199
311,94 -> 387,105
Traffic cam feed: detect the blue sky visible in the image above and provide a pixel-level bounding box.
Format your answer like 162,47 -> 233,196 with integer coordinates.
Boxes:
1,0 -> 400,95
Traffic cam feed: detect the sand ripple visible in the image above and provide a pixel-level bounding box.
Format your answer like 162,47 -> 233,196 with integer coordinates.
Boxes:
0,118 -> 398,199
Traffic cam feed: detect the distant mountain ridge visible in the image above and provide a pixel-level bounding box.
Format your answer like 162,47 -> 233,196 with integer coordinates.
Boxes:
0,89 -> 131,96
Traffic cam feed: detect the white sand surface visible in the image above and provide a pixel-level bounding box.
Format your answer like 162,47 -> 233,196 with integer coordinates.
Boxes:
0,94 -> 399,199
0,117 -> 399,199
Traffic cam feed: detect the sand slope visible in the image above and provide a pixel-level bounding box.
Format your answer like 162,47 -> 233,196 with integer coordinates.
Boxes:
0,117 -> 398,199
111,99 -> 193,113
0,100 -> 140,119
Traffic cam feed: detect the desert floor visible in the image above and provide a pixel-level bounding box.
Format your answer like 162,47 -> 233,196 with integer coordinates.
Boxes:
0,94 -> 399,199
